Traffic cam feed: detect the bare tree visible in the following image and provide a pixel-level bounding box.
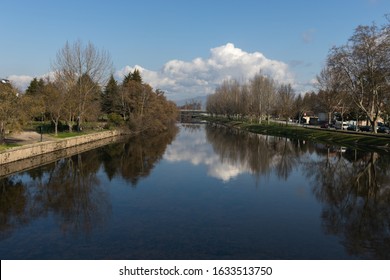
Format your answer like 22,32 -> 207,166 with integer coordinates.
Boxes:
238,83 -> 250,118
316,66 -> 349,124
263,76 -> 277,124
212,79 -> 241,118
43,80 -> 67,135
51,40 -> 113,131
250,74 -> 276,123
276,83 -> 295,125
250,74 -> 265,123
327,22 -> 390,132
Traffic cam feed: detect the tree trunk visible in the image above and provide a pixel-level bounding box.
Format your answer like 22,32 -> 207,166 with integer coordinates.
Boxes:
67,116 -> 73,132
370,119 -> 377,134
54,118 -> 59,136
0,121 -> 5,144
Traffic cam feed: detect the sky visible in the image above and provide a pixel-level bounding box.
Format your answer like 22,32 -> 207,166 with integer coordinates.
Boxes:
1,0 -> 390,101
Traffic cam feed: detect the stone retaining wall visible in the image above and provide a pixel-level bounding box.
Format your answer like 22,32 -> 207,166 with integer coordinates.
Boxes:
0,130 -> 123,165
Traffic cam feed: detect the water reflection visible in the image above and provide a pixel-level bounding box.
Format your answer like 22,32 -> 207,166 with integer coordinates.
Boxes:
305,149 -> 390,259
165,124 -> 309,182
0,177 -> 29,240
202,125 -> 390,259
206,124 -> 302,181
0,126 -> 178,241
0,151 -> 109,240
165,124 -> 249,181
1,123 -> 390,259
100,126 -> 178,186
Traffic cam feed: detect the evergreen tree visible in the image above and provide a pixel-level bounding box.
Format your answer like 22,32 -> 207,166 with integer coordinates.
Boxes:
131,69 -> 142,83
123,69 -> 143,85
101,75 -> 120,114
25,78 -> 45,95
120,70 -> 178,133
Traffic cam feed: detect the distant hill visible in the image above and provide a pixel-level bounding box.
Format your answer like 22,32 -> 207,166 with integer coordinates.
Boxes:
174,95 -> 209,109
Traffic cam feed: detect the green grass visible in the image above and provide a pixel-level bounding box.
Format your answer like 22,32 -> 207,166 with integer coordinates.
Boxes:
0,143 -> 21,151
247,124 -> 389,147
51,131 -> 87,139
203,116 -> 390,151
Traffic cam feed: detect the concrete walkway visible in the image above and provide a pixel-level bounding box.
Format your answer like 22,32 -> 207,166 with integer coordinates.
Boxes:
6,131 -> 56,145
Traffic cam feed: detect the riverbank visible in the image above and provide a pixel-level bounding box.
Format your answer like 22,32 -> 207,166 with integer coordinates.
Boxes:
204,117 -> 390,151
0,129 -> 125,165
5,131 -> 57,145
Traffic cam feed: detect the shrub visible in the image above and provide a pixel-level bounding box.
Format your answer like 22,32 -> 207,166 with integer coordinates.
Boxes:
107,113 -> 124,127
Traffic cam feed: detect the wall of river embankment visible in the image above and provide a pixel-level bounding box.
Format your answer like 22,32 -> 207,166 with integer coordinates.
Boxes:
0,130 -> 125,177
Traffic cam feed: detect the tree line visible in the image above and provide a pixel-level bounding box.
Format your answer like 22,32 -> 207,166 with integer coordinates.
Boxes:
207,16 -> 390,132
206,74 -> 297,125
0,40 -> 178,143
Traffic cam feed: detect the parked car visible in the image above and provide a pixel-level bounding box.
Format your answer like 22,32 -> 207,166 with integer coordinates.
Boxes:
335,121 -> 349,130
359,125 -> 378,132
378,126 -> 390,134
320,123 -> 329,128
347,124 -> 359,131
359,125 -> 372,132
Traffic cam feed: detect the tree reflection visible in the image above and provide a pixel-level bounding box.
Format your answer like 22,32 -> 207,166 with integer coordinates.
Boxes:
99,125 -> 178,186
205,125 -> 302,181
181,123 -> 202,132
31,150 -> 109,235
0,177 -> 29,240
3,124 -> 390,259
305,148 -> 390,259
0,125 -> 178,238
274,137 -> 299,180
206,125 -> 390,258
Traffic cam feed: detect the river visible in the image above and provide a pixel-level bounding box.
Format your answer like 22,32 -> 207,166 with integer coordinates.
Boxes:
1,124 -> 390,259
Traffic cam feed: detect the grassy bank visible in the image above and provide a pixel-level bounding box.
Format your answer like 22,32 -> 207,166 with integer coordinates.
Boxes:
51,131 -> 87,139
0,143 -> 20,151
204,116 -> 390,151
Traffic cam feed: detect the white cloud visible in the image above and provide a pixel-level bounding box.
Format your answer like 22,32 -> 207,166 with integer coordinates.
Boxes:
7,75 -> 34,91
8,43 -> 297,98
7,72 -> 55,92
116,43 -> 295,100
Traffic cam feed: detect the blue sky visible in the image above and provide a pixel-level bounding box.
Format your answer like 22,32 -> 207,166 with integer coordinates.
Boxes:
1,0 -> 389,100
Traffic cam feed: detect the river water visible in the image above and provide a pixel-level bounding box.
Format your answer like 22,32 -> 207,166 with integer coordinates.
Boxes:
1,124 -> 390,259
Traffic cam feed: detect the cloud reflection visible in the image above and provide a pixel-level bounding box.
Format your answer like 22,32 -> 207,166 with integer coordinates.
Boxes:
164,124 -> 250,182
